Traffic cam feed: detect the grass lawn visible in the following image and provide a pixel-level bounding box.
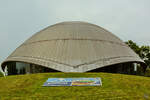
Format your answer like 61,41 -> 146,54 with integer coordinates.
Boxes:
0,72 -> 150,100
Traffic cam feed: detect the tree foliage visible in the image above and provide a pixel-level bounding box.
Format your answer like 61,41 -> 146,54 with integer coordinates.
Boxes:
125,40 -> 141,55
125,40 -> 150,67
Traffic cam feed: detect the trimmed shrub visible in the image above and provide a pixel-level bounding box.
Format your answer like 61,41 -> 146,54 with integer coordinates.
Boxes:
145,67 -> 150,77
0,71 -> 4,77
136,65 -> 145,76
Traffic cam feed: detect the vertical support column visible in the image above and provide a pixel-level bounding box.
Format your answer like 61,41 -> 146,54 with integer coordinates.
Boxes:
134,63 -> 137,71
4,66 -> 8,76
25,65 -> 30,74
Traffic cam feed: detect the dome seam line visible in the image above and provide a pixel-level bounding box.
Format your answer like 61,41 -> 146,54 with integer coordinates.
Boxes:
23,39 -> 127,47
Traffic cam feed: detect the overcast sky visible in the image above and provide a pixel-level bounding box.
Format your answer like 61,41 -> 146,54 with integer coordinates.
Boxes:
0,0 -> 150,65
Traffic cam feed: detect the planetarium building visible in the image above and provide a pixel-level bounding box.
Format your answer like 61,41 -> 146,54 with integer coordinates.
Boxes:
1,21 -> 145,75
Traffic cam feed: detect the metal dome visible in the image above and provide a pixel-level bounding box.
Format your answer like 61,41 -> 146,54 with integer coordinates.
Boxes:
1,21 -> 144,72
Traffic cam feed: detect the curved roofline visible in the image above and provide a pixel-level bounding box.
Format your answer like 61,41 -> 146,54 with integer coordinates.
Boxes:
50,21 -> 123,41
24,21 -> 122,44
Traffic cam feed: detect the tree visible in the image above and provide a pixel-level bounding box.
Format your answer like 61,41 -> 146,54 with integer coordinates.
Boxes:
140,46 -> 150,67
125,40 -> 150,67
125,40 -> 141,55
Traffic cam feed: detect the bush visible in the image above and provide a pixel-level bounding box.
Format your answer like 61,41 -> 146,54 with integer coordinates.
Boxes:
136,65 -> 145,76
145,67 -> 150,77
0,71 -> 4,77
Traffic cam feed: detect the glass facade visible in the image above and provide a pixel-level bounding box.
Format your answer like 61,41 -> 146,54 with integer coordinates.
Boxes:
5,62 -> 142,75
6,62 -> 58,75
88,63 -> 137,75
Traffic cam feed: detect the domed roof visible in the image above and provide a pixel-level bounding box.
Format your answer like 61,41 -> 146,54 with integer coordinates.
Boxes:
2,21 -> 143,72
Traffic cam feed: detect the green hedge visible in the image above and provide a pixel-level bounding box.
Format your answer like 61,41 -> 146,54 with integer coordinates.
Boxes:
145,68 -> 150,77
0,71 -> 4,77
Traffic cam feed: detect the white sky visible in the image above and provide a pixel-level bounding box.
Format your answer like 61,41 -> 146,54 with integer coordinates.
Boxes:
0,0 -> 150,65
